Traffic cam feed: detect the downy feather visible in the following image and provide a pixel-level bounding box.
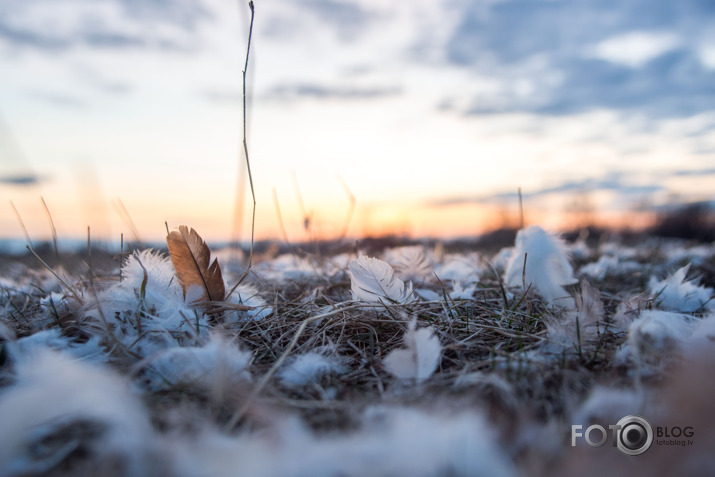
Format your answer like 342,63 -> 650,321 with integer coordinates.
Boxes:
384,319 -> 442,382
505,225 -> 576,308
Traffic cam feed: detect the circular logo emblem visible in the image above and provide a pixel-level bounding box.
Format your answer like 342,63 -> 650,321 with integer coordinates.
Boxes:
616,415 -> 653,456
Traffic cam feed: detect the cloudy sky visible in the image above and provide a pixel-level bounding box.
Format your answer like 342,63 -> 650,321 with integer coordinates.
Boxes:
1,0 -> 714,244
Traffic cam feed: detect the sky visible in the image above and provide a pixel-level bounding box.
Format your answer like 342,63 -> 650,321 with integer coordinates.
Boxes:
1,0 -> 714,245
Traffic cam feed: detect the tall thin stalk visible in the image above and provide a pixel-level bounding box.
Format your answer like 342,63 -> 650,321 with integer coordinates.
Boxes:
228,0 -> 256,298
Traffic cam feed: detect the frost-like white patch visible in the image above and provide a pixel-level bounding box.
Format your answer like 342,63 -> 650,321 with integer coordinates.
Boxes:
0,350 -> 155,476
505,226 -> 577,308
384,319 -> 442,382
649,264 -> 713,312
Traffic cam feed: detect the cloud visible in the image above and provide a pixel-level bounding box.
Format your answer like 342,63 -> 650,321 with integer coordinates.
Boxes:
266,82 -> 402,101
0,0 -> 208,53
672,167 -> 715,177
113,0 -> 209,30
590,31 -> 680,68
292,0 -> 373,41
0,173 -> 44,186
201,89 -> 243,104
27,91 -> 88,108
427,172 -> 666,207
74,66 -> 134,95
444,0 -> 715,119
300,0 -> 370,40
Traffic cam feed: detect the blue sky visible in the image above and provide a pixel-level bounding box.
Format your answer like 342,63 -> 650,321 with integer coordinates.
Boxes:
1,0 -> 714,243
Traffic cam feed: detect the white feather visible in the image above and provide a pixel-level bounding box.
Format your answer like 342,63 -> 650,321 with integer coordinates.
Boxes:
617,310 -> 696,372
0,350 -> 155,476
648,264 -> 713,312
434,252 -> 483,284
169,407 -> 516,477
384,319 -> 442,382
143,333 -> 252,392
545,280 -> 603,352
383,245 -> 434,282
349,255 -> 415,304
505,226 -> 577,307
278,351 -> 347,388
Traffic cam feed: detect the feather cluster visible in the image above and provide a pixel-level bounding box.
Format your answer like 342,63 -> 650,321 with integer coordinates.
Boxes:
648,264 -> 713,312
167,226 -> 226,306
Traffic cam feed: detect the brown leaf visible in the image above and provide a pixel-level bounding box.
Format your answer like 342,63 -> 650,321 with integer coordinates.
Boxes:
166,225 -> 225,305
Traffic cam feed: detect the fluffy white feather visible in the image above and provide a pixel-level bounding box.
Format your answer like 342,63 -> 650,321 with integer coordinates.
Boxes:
545,280 -> 603,352
384,319 -> 442,382
89,249 -> 208,357
278,351 -> 347,388
434,252 -> 483,284
226,283 -> 272,320
579,254 -> 640,281
649,264 -> 713,312
169,407 -> 516,477
505,226 -> 577,307
684,313 -> 715,355
143,333 -> 252,392
383,245 -> 434,283
571,386 -> 646,430
349,255 -> 415,304
6,329 -> 108,364
617,310 -> 696,372
449,281 -> 477,300
0,350 -> 156,476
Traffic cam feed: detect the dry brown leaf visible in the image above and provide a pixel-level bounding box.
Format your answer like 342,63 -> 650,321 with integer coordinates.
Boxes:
166,225 -> 225,305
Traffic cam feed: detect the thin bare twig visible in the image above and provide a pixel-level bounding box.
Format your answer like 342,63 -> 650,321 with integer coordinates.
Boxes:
337,174 -> 356,241
228,0 -> 257,298
518,187 -> 524,229
10,201 -> 33,249
40,197 -> 59,258
114,197 -> 144,246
